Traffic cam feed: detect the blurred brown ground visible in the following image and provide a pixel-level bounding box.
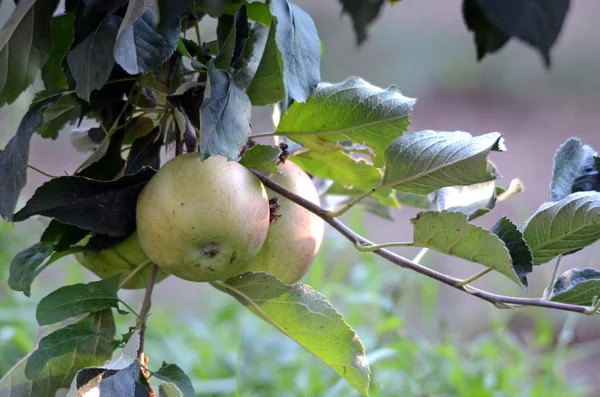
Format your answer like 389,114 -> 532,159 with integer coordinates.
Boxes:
2,0 -> 600,390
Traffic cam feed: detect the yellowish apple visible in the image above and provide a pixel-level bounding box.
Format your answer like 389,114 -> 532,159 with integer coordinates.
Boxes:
75,232 -> 169,289
136,154 -> 270,282
245,161 -> 324,284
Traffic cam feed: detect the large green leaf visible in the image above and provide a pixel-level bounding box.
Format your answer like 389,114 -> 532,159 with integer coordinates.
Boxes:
199,65 -> 251,160
37,94 -> 80,140
550,268 -> 600,306
36,276 -> 121,325
276,77 -> 415,167
520,191 -> 600,265
0,93 -> 62,219
0,310 -> 116,397
25,316 -> 103,378
239,144 -> 281,174
213,272 -> 370,396
153,363 -> 196,397
0,0 -> 59,105
67,15 -> 121,101
269,0 -> 320,104
381,130 -> 503,195
410,211 -> 521,286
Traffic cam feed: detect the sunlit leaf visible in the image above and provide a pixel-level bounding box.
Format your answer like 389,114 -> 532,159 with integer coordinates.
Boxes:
213,272 -> 370,396
410,211 -> 521,286
382,130 -> 503,195
520,191 -> 600,265
239,144 -> 281,174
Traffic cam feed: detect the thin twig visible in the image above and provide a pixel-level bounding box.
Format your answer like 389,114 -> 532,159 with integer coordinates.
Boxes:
545,255 -> 563,299
137,264 -> 159,361
249,169 -> 599,316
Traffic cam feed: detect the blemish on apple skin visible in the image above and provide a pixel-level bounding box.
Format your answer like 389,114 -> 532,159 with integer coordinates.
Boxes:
229,251 -> 237,264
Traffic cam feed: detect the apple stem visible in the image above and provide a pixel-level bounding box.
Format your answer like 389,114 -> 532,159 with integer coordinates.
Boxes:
137,263 -> 159,362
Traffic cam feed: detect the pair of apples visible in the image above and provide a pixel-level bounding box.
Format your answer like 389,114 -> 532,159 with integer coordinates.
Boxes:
75,154 -> 325,288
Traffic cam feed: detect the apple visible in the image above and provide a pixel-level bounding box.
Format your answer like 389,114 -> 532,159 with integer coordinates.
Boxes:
245,161 -> 324,284
75,232 -> 169,289
136,154 -> 270,282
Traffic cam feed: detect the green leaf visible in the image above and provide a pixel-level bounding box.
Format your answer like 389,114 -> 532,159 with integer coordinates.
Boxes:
410,211 -> 520,286
159,382 -> 184,397
119,0 -> 158,35
8,242 -> 55,296
0,310 -> 116,397
245,21 -> 285,105
550,268 -> 600,306
431,181 -> 497,221
239,144 -> 281,173
491,216 -> 533,289
462,0 -> 509,62
550,137 -> 600,201
114,8 -> 180,75
154,363 -> 196,397
37,94 -> 80,140
36,276 -> 121,325
0,92 -> 62,219
199,65 -> 251,160
67,15 -> 121,101
381,130 -> 503,195
214,272 -> 370,396
215,12 -> 236,69
232,22 -> 269,89
42,12 -> 75,90
339,0 -> 387,44
269,0 -> 321,104
276,77 -> 415,167
0,0 -> 59,105
393,191 -> 431,209
13,168 -> 156,237
25,316 -> 102,379
520,191 -> 600,265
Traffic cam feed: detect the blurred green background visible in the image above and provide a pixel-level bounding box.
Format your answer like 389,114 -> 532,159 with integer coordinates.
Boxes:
2,0 -> 600,396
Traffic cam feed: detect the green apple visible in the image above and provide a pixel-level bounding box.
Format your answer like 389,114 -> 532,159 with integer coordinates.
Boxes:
75,232 -> 169,289
245,161 -> 324,284
136,154 -> 270,282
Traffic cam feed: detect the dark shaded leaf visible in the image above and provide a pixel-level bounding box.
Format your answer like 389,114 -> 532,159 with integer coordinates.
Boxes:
154,363 -> 196,397
42,12 -> 75,90
41,220 -> 88,251
213,272 -> 370,396
25,316 -> 102,379
114,8 -> 180,74
67,15 -> 121,101
36,276 -> 121,325
269,0 -> 321,104
13,168 -> 155,237
77,129 -> 127,181
491,216 -> 533,289
0,0 -> 59,105
462,0 -> 509,61
550,268 -> 600,306
550,137 -> 600,201
125,127 -> 163,174
0,310 -> 116,397
339,0 -> 386,44
98,361 -> 144,397
245,21 -> 285,105
215,13 -> 235,69
199,65 -> 251,160
232,22 -> 269,89
0,93 -> 61,219
464,0 -> 570,66
159,0 -> 193,30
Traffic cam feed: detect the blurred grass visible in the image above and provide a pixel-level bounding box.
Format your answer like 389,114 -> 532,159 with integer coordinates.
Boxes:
0,212 -> 593,396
